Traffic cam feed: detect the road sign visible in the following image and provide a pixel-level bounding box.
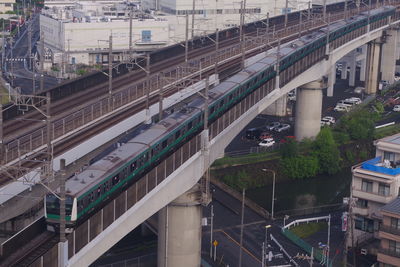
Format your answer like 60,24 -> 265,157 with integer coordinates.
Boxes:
213,240 -> 218,247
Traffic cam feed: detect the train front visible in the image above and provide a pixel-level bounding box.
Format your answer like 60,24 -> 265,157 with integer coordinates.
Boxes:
44,193 -> 77,232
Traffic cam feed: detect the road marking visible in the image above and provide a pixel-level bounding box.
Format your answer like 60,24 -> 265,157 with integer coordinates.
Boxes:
218,229 -> 262,263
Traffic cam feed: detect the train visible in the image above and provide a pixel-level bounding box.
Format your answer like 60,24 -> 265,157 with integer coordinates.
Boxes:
45,6 -> 396,230
3,1 -> 354,122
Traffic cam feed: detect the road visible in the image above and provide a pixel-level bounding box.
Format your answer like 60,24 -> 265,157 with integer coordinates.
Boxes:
201,185 -> 346,267
3,13 -> 59,94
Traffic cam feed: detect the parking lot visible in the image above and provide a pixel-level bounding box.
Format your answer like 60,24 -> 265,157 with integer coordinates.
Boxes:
225,78 -> 366,155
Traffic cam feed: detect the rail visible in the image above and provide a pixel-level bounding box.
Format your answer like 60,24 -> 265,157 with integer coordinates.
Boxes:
2,4 -> 369,164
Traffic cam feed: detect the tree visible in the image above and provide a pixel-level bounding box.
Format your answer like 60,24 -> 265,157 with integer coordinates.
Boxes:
280,138 -> 299,158
281,155 -> 319,179
313,127 -> 341,175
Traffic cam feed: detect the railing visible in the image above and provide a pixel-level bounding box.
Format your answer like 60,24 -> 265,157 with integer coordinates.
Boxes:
380,225 -> 400,236
379,248 -> 400,259
361,156 -> 400,175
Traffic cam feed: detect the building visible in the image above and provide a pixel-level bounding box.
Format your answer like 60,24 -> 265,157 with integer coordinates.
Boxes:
142,0 -> 309,41
0,0 -> 15,13
350,133 -> 400,253
377,198 -> 400,266
40,1 -> 169,69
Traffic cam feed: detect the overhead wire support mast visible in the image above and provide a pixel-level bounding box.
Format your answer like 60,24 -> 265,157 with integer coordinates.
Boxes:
108,34 -> 113,112
40,31 -> 44,92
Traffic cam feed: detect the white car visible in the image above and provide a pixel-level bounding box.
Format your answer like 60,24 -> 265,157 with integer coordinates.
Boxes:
393,105 -> 400,112
354,87 -> 364,94
337,100 -> 353,107
259,138 -> 275,147
321,116 -> 336,126
288,90 -> 296,101
345,97 -> 362,105
334,105 -> 349,112
394,76 -> 400,82
274,124 -> 291,132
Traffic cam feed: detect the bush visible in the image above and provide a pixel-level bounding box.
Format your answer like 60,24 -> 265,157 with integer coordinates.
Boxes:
281,155 -> 319,179
345,150 -> 355,163
313,128 -> 341,175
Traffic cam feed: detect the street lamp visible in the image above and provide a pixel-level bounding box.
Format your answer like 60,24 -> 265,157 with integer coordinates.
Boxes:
262,224 -> 272,267
261,168 -> 276,219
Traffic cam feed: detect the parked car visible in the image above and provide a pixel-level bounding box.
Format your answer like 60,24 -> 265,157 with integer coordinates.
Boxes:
245,128 -> 262,140
259,132 -> 273,140
354,87 -> 364,94
259,138 -> 275,147
393,105 -> 400,112
345,97 -> 361,105
265,122 -> 280,131
394,76 -> 400,82
334,105 -> 349,112
337,100 -> 354,107
274,124 -> 291,132
321,116 -> 336,126
288,90 -> 296,101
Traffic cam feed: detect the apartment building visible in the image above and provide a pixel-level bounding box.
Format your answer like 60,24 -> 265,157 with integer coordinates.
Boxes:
0,0 -> 15,13
377,198 -> 400,267
350,133 -> 400,249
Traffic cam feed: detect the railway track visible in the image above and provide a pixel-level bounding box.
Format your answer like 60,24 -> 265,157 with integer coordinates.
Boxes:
0,4 -> 387,184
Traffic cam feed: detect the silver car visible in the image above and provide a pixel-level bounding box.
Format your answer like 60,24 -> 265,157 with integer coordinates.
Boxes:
274,124 -> 290,132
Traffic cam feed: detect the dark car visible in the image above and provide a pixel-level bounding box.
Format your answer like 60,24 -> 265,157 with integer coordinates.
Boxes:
245,128 -> 262,140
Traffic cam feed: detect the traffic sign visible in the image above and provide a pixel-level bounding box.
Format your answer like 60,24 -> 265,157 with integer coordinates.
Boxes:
213,240 -> 218,247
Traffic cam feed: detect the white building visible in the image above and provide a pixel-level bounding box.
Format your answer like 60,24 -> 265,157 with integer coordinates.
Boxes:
0,0 -> 15,13
40,2 -> 169,68
142,0 -> 309,41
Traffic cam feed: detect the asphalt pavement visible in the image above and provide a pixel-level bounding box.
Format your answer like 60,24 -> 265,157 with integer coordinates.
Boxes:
3,13 -> 59,93
201,185 -> 346,267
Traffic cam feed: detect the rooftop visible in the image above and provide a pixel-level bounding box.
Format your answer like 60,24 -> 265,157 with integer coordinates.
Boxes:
375,132 -> 400,146
381,198 -> 400,215
360,156 -> 400,176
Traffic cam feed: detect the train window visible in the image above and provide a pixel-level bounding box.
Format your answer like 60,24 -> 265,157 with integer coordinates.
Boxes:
90,192 -> 94,202
210,106 -> 215,114
130,161 -> 136,172
220,100 -> 224,107
97,187 -> 101,197
112,175 -> 119,185
162,139 -> 168,149
175,130 -> 181,139
188,121 -> 193,129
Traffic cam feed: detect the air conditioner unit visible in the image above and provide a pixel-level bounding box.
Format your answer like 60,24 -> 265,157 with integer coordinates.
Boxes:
360,248 -> 367,255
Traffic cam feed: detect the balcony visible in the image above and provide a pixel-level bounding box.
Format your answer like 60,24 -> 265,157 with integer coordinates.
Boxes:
361,157 -> 400,176
352,189 -> 393,204
378,248 -> 400,266
380,225 -> 400,236
353,206 -> 369,216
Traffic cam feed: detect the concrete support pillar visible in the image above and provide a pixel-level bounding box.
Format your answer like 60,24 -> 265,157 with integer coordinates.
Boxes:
327,66 -> 336,97
341,62 -> 348,80
295,79 -> 324,141
263,94 -> 287,116
365,40 -> 381,95
360,59 -> 366,82
381,29 -> 398,84
349,54 -> 357,87
157,184 -> 202,267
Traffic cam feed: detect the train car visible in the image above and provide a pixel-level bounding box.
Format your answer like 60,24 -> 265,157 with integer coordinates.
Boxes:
45,6 -> 396,230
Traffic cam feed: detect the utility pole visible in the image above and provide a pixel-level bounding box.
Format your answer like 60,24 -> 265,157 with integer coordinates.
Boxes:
238,188 -> 245,267
10,37 -> 14,87
67,38 -> 71,72
59,158 -> 66,243
40,31 -> 44,92
191,0 -> 195,39
284,0 -> 289,33
158,73 -> 163,122
129,8 -> 133,57
209,204 -> 214,258
214,28 -> 219,75
308,1 -> 311,22
2,20 -> 5,71
108,34 -> 113,111
327,214 -> 331,267
266,12 -> 269,42
46,91 -> 52,182
344,0 -> 348,20
28,21 -> 32,70
185,13 -> 189,62
0,96 -> 3,165
323,0 -> 327,23
146,53 -> 150,110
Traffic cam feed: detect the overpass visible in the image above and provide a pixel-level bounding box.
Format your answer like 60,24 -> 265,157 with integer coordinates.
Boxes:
1,2 -> 400,267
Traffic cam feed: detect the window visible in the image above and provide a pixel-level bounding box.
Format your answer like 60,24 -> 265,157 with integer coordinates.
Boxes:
391,218 -> 400,229
378,183 -> 390,196
361,179 -> 373,193
142,30 -> 151,42
71,57 -> 76,64
356,199 -> 368,208
384,151 -> 395,162
389,240 -> 400,253
355,216 -> 374,233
